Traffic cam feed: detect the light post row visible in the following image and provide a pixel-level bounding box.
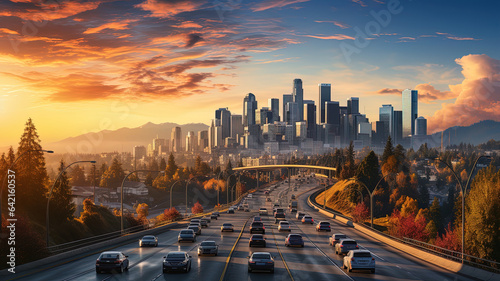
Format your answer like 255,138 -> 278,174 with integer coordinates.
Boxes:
47,160 -> 96,247
434,155 -> 490,263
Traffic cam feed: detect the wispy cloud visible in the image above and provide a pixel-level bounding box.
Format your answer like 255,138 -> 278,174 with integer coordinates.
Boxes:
135,0 -> 207,18
252,0 -> 310,12
436,32 -> 480,41
351,0 -> 367,7
83,19 -> 137,34
303,34 -> 355,40
315,20 -> 350,29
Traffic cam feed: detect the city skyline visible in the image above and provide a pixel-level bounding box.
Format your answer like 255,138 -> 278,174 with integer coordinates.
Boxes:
0,0 -> 500,147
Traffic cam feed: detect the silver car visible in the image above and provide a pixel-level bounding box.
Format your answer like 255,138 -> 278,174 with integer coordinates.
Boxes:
335,239 -> 359,255
178,229 -> 196,242
343,250 -> 375,273
198,241 -> 219,256
139,235 -> 158,247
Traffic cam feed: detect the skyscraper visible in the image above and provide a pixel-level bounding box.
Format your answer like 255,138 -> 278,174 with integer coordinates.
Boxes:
286,102 -> 299,125
216,107 -> 231,139
186,131 -> 197,152
171,126 -> 182,152
268,98 -> 280,123
230,115 -> 243,139
393,110 -> 403,144
325,101 -> 340,125
347,97 -> 359,115
282,94 -> 293,123
415,116 -> 427,136
198,130 -> 208,150
379,104 -> 394,141
402,89 -> 418,137
318,83 -> 331,123
243,93 -> 257,126
293,79 -> 304,121
304,102 -> 316,139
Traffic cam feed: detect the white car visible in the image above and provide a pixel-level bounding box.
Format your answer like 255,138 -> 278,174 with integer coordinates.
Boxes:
278,221 -> 291,231
259,208 -> 268,216
343,250 -> 375,273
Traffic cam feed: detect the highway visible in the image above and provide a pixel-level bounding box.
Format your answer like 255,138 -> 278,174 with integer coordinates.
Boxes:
7,176 -> 481,281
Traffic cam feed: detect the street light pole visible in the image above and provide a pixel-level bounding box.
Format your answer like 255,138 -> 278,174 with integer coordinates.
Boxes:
185,175 -> 205,217
169,180 -> 183,209
121,170 -> 163,234
226,173 -> 237,207
46,160 -> 95,247
434,155 -> 490,263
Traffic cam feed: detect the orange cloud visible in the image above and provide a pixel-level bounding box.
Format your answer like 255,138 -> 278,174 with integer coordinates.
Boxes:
315,20 -> 350,29
252,0 -> 310,12
83,19 -> 137,34
376,84 -> 457,103
304,34 -> 355,40
427,54 -> 500,133
136,0 -> 206,18
0,28 -> 19,35
172,21 -> 203,29
0,1 -> 100,21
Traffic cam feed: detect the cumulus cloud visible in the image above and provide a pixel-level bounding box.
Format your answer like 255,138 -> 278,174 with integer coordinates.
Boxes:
427,54 -> 500,133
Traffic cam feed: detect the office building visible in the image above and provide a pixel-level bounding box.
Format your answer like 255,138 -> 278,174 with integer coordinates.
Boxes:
268,98 -> 280,123
347,97 -> 359,115
283,94 -> 293,123
304,102 -> 316,139
216,107 -> 231,139
198,130 -> 209,150
186,131 -> 197,152
230,115 -> 243,139
243,93 -> 257,126
393,110 -> 403,144
415,116 -> 427,136
293,79 -> 304,121
133,146 -> 147,160
318,83 -> 331,123
402,89 -> 418,137
171,126 -> 182,152
286,102 -> 299,125
325,101 -> 340,125
256,107 -> 272,125
379,104 -> 394,141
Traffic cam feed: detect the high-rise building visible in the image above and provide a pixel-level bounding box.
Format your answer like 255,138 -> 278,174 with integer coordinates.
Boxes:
415,116 -> 427,136
293,79 -> 304,121
186,131 -> 197,152
347,97 -> 359,115
402,89 -> 418,137
255,107 -> 271,125
208,120 -> 215,149
296,121 -> 307,140
286,102 -> 299,125
171,126 -> 182,152
393,110 -> 403,144
379,104 -> 394,141
268,98 -> 280,123
215,107 -> 231,139
198,130 -> 209,150
243,93 -> 257,126
230,115 -> 243,139
304,102 -> 316,139
318,83 -> 331,123
133,145 -> 147,160
282,94 -> 293,123
325,101 -> 340,125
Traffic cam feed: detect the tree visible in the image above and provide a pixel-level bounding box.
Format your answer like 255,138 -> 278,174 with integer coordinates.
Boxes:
429,197 -> 443,233
165,153 -> 178,179
50,160 -> 76,224
417,184 -> 430,209
400,196 -> 418,217
426,220 -> 438,241
352,202 -> 369,223
145,172 -> 154,186
15,118 -> 50,222
346,141 -> 355,168
356,151 -> 380,190
70,165 -> 87,186
382,136 -> 394,164
149,158 -> 159,171
159,158 -> 167,171
100,158 -> 125,188
163,207 -> 181,221
191,201 -> 204,214
225,160 -> 233,176
136,203 -> 149,220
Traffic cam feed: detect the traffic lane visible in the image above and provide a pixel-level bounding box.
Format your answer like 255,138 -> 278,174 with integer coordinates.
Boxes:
270,216 -> 353,281
224,218 -> 290,281
12,211 -> 246,281
297,189 -> 478,281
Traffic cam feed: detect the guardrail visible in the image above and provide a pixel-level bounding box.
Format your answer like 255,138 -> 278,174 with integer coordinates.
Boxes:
308,190 -> 500,274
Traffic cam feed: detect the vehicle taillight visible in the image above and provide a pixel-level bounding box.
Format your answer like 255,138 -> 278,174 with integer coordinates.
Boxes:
266,262 -> 273,264
249,261 -> 256,264
351,258 -> 355,261
356,245 -> 359,248
340,245 -> 343,247
96,260 -> 99,265
114,260 -> 120,264
372,257 -> 375,260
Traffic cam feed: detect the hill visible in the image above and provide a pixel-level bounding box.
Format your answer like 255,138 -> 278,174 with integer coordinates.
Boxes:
429,120 -> 500,147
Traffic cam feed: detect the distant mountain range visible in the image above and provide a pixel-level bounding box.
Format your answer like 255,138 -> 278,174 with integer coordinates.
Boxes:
46,120 -> 500,154
429,120 -> 500,147
48,122 -> 209,154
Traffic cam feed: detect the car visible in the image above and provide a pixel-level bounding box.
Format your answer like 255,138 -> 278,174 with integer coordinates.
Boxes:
188,225 -> 202,235
190,219 -> 201,224
291,194 -> 296,199
248,252 -> 274,273
200,219 -> 209,228
250,221 -> 265,234
316,221 -> 331,232
178,229 -> 196,242
221,223 -> 234,232
274,213 -> 286,223
301,215 -> 314,224
266,197 -> 272,202
285,234 -> 304,247
163,251 -> 192,273
343,250 -> 375,273
247,194 -> 253,199
296,212 -> 305,220
139,235 -> 158,247
238,205 -> 244,211
253,216 -> 262,222
198,241 -> 219,256
290,208 -> 297,213
278,221 -> 291,231
227,208 -> 235,214
259,208 -> 268,215
329,233 -> 348,246
213,211 -> 220,217
244,207 -> 250,212
210,213 -> 218,220
95,251 -> 129,273
249,234 -> 266,247
335,239 -> 359,255
273,203 -> 280,208
273,208 -> 285,217
203,216 -> 211,223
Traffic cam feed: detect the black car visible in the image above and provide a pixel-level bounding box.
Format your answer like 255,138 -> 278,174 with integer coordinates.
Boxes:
249,234 -> 266,247
248,252 -> 274,273
210,213 -> 218,220
163,251 -> 192,273
250,222 -> 265,234
96,251 -> 129,273
227,208 -> 235,214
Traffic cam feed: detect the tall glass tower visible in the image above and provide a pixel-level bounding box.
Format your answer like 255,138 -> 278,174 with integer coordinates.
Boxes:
379,104 -> 394,141
243,93 -> 257,127
402,89 -> 418,137
293,79 -> 304,121
318,83 -> 331,124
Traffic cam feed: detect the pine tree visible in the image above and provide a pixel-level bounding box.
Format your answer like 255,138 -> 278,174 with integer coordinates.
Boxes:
70,165 -> 87,186
50,160 -> 75,224
429,197 -> 443,233
15,118 -> 49,222
225,160 -> 233,175
195,155 -> 202,175
100,158 -> 125,188
149,158 -> 159,171
382,136 -> 394,164
346,141 -> 355,167
165,153 -> 178,179
159,158 -> 167,171
356,151 -> 380,190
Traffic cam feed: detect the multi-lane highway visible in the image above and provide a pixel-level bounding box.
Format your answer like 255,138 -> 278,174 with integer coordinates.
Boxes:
7,176 -> 481,281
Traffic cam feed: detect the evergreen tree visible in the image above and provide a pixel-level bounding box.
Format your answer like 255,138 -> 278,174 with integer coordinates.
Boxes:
50,160 -> 75,224
382,136 -> 394,164
165,153 -> 178,179
100,158 -> 125,188
417,184 -> 430,209
225,160 -> 233,176
159,158 -> 167,171
356,151 -> 380,190
145,173 -> 153,186
15,118 -> 49,222
429,197 -> 443,233
195,155 -> 202,175
346,141 -> 355,167
149,158 -> 159,171
70,165 -> 87,186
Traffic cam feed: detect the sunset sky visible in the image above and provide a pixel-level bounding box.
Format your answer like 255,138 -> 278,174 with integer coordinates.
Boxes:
0,0 -> 499,148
